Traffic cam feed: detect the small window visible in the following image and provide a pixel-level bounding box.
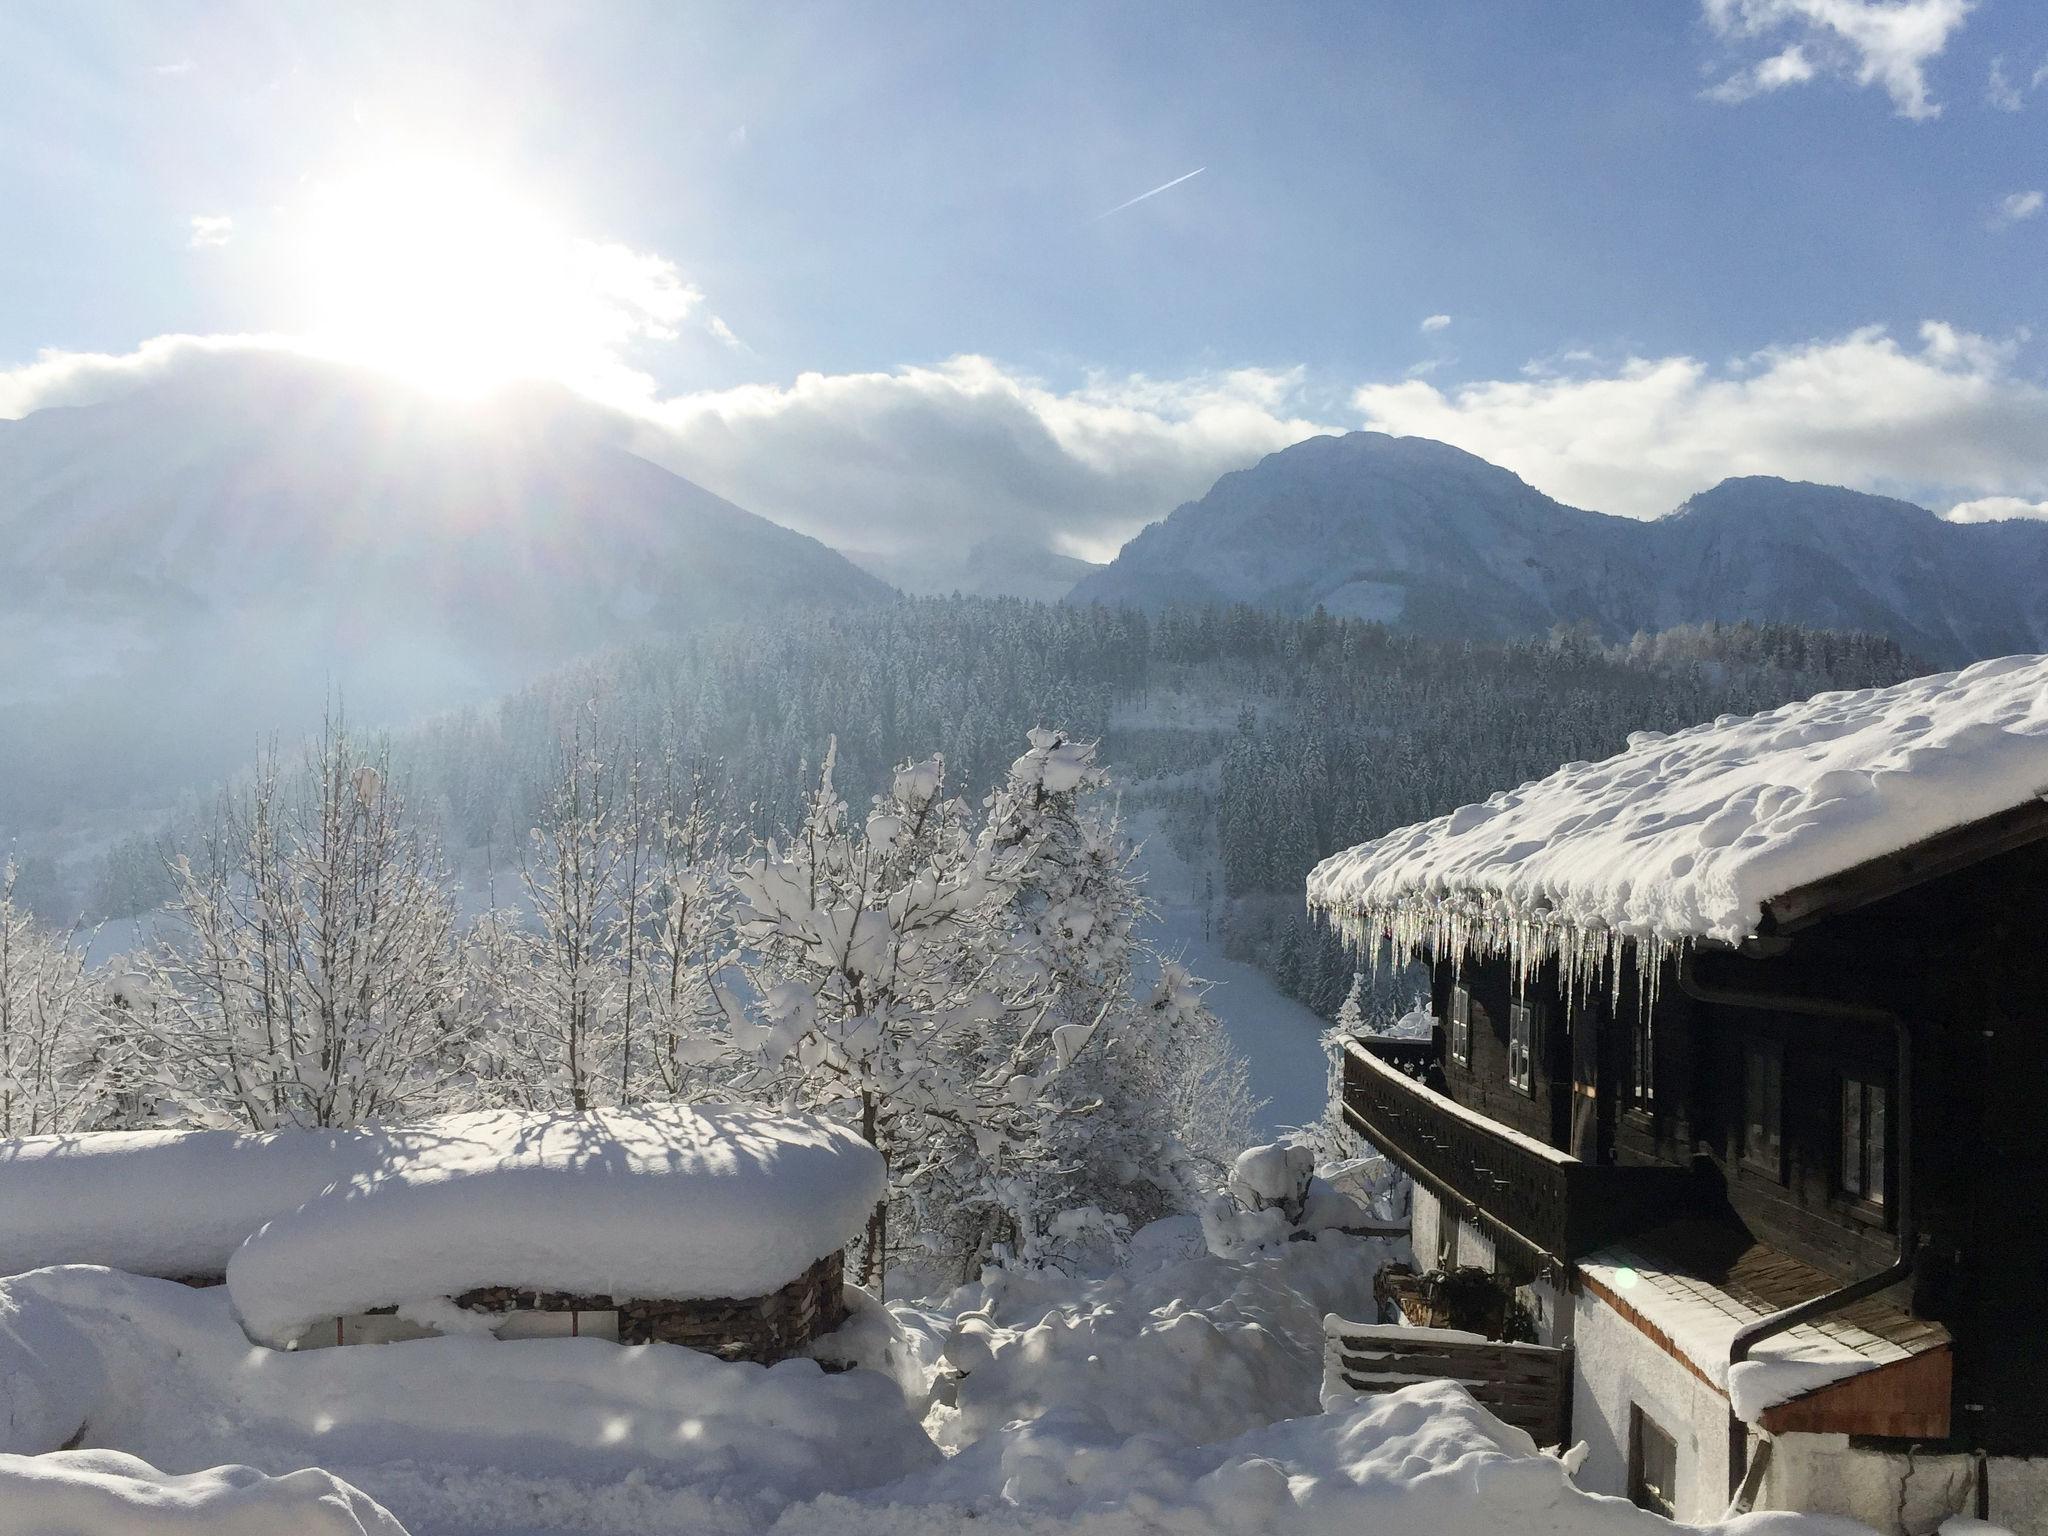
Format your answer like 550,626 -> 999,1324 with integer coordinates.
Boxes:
1448,984 -> 1472,1068
1840,1072 -> 1888,1210
1629,1009 -> 1655,1108
1628,1404 -> 1678,1518
1508,1002 -> 1537,1095
1742,1040 -> 1783,1178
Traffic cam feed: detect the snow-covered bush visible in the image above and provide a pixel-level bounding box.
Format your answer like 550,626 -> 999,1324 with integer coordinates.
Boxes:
1200,1140 -> 1374,1259
0,864 -> 123,1137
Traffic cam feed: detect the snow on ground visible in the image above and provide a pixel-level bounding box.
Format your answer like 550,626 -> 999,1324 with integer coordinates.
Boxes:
1310,653 -> 2048,958
1129,813 -> 1328,1135
0,1450 -> 407,1536
0,1222 -> 1875,1536
225,1107 -> 882,1347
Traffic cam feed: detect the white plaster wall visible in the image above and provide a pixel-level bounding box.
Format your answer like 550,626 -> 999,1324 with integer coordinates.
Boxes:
1455,1219 -> 1497,1274
1769,1437 -> 2048,1535
1570,1284 -> 1733,1522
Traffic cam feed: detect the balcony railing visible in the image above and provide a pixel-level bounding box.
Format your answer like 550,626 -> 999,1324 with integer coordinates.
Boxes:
1341,1037 -> 1698,1265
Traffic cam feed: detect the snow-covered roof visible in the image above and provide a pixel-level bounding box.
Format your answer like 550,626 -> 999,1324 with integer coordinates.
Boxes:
1578,1238 -> 1943,1424
1308,654 -> 2048,990
226,1106 -> 882,1348
0,1106 -> 882,1331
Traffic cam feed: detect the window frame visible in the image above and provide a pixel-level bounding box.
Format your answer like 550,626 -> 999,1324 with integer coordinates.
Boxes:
1507,1000 -> 1537,1097
1837,1069 -> 1890,1221
1740,1038 -> 1785,1181
1628,1404 -> 1679,1519
1447,983 -> 1473,1069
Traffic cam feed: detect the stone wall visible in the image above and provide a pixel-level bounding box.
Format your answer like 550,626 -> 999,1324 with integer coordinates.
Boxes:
454,1249 -> 848,1364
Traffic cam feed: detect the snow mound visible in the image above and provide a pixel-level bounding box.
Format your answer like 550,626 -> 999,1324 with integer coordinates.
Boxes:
0,1449 -> 408,1536
225,1105 -> 883,1347
1309,654 -> 2048,985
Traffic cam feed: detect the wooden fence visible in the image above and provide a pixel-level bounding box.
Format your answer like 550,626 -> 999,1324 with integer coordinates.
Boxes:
1323,1318 -> 1573,1447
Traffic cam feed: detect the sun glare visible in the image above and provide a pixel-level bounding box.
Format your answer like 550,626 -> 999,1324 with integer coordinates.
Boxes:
300,157 -> 693,401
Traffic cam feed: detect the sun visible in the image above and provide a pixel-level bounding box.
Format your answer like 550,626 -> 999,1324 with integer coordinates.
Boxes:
298,156 -> 692,401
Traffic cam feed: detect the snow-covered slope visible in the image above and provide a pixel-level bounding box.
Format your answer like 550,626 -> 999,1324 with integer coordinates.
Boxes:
1069,431 -> 2048,665
0,352 -> 892,825
849,535 -> 1103,602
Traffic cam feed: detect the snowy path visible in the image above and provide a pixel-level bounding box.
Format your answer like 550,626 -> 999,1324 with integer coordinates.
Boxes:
1129,819 -> 1328,1137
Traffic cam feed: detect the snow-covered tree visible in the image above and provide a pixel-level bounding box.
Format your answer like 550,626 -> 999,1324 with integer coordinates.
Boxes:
0,862 -> 118,1136
717,740 -> 1094,1290
478,728 -> 631,1111
141,719 -> 461,1130
629,757 -> 737,1104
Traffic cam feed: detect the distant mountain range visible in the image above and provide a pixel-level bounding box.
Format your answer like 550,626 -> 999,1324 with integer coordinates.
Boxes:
0,353 -> 891,825
1068,431 -> 2048,665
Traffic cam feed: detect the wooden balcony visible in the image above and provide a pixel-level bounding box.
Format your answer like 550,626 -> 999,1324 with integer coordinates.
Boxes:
1341,1037 -> 1699,1267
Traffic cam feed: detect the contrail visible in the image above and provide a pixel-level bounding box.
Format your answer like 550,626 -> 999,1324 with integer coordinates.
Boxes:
1093,166 -> 1206,221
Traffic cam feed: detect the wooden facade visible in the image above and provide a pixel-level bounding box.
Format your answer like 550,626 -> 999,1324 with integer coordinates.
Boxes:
1339,824 -> 2048,1460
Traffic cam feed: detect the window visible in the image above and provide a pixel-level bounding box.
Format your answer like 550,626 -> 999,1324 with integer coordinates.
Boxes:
1448,984 -> 1472,1067
1742,1040 -> 1783,1177
1508,1001 -> 1537,1095
1629,1008 -> 1655,1108
1840,1072 -> 1888,1210
1628,1405 -> 1678,1518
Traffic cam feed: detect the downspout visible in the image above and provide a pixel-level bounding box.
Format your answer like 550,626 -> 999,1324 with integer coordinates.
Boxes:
1677,950 -> 1919,1511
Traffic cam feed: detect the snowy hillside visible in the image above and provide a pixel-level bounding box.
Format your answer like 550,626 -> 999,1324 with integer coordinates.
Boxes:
848,535 -> 1103,602
1069,431 -> 2048,664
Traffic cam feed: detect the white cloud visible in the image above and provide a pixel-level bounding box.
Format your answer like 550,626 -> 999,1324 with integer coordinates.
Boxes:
187,214 -> 234,250
1700,0 -> 1974,119
707,315 -> 743,350
1420,314 -> 1453,333
1987,55 -> 2024,110
637,358 -> 1332,560
1352,320 -> 2048,518
1946,495 -> 2048,523
1993,190 -> 2045,227
1706,43 -> 1817,102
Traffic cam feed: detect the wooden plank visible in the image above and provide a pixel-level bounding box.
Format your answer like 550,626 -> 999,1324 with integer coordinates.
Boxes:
1325,1320 -> 1572,1446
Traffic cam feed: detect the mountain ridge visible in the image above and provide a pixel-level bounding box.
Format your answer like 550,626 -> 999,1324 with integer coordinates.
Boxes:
1068,432 -> 2048,664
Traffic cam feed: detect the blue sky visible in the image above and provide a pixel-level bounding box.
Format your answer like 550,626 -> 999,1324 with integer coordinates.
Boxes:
3,1 -> 2047,556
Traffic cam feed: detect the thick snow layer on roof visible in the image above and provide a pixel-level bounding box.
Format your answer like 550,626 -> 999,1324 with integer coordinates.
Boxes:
0,1123 -> 408,1280
224,1105 -> 882,1347
1309,655 -> 2048,981
0,1107 -> 881,1314
1578,1249 -> 1916,1423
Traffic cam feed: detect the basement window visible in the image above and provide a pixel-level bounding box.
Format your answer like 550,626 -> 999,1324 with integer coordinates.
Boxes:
1628,1404 -> 1678,1519
1448,985 -> 1472,1068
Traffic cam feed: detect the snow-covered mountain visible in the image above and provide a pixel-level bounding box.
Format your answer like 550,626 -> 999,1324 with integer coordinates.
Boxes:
848,535 -> 1103,602
1068,432 -> 2048,663
0,351 -> 891,826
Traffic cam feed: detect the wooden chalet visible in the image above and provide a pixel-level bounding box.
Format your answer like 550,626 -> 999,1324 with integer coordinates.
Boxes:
1309,655 -> 2048,1534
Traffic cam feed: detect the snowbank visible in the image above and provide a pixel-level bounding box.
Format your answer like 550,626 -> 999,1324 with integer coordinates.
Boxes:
0,1247 -> 1870,1536
0,1450 -> 407,1536
226,1105 -> 883,1347
1308,654 -> 2048,986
